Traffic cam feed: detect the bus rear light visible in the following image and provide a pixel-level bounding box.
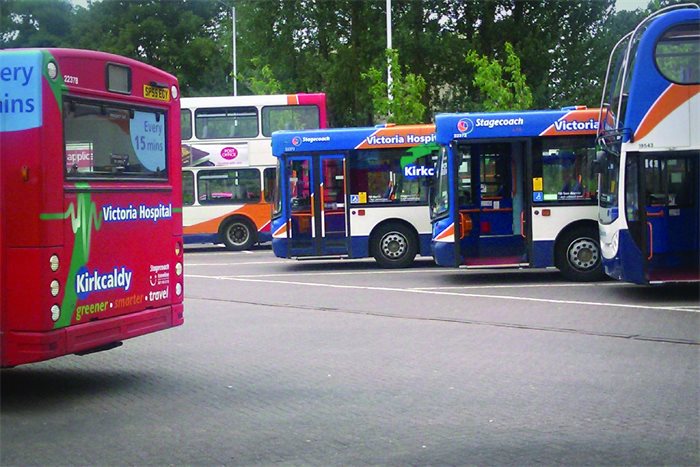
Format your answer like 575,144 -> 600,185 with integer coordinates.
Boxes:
47,61 -> 58,80
51,305 -> 60,322
50,280 -> 60,297
175,242 -> 182,256
542,209 -> 551,216
175,262 -> 183,276
171,85 -> 179,99
50,254 -> 60,272
175,283 -> 182,297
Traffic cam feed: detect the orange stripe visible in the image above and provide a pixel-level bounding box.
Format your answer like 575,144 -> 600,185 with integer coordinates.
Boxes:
540,109 -> 600,136
435,223 -> 454,241
286,95 -> 299,105
355,124 -> 435,149
635,84 -> 700,142
184,203 -> 272,235
273,222 -> 288,237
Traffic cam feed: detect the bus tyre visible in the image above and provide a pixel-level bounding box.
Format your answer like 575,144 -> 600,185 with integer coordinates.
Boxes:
557,226 -> 605,282
221,218 -> 256,251
372,223 -> 418,269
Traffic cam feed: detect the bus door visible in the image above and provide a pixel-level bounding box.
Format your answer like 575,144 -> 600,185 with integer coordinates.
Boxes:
287,156 -> 315,256
629,153 -> 699,282
316,154 -> 348,255
286,154 -> 347,256
455,142 -> 528,266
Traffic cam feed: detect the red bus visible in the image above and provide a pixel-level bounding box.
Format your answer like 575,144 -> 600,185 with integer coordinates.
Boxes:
0,48 -> 184,367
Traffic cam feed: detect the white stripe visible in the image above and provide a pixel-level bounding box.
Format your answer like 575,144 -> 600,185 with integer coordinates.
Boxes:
186,260 -> 285,266
184,274 -> 697,313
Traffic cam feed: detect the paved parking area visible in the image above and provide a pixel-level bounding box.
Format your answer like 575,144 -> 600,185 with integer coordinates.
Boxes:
2,246 -> 698,466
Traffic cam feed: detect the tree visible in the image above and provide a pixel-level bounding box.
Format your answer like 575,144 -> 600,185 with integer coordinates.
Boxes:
244,58 -> 283,95
362,49 -> 427,124
68,0 -> 231,96
465,42 -> 533,111
1,0 -> 663,122
1,0 -> 74,47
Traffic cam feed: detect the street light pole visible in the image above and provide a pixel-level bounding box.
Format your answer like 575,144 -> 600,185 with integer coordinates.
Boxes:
231,5 -> 237,96
218,1 -> 237,96
386,0 -> 392,102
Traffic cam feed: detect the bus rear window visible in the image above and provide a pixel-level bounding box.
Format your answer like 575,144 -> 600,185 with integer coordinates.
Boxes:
261,105 -> 320,136
195,107 -> 258,139
64,99 -> 167,180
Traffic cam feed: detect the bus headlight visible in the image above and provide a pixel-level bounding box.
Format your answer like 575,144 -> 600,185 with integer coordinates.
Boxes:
176,283 -> 182,296
50,280 -> 60,297
51,305 -> 60,322
171,85 -> 179,99
50,254 -> 60,272
175,262 -> 183,276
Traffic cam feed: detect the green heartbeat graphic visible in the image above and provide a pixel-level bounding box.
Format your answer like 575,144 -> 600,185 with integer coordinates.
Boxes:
40,184 -> 103,328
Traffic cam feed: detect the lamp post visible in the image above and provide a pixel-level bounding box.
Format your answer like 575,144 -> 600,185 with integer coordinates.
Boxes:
386,0 -> 392,102
231,4 -> 237,96
218,1 -> 237,96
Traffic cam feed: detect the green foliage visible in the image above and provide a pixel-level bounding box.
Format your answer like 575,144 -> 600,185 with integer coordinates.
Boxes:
466,42 -> 533,111
1,0 -> 74,47
2,0 -> 676,123
243,58 -> 283,95
362,49 -> 427,124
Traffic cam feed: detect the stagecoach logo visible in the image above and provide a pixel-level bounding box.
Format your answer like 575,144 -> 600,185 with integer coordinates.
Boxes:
220,146 -> 239,161
457,118 -> 474,135
291,136 -> 302,147
75,266 -> 133,300
149,264 -> 170,286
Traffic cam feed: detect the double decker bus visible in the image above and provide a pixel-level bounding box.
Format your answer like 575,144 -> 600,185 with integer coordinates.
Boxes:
271,124 -> 437,268
597,4 -> 699,284
0,49 -> 184,367
180,93 -> 327,250
431,108 -> 605,281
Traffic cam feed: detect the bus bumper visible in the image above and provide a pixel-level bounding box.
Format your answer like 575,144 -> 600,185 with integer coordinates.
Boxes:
602,229 -> 645,284
272,238 -> 289,258
431,240 -> 458,267
1,303 -> 184,368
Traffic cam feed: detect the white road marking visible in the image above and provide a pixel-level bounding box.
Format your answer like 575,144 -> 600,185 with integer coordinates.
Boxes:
186,260 -> 289,266
185,274 -> 698,313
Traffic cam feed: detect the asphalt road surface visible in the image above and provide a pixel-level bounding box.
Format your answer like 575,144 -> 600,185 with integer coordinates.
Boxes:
2,245 -> 699,466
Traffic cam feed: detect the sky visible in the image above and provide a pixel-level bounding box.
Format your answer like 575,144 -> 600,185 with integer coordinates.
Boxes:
615,0 -> 651,11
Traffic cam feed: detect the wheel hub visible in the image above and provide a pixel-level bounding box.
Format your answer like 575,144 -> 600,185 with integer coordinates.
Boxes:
568,238 -> 599,271
381,233 -> 406,259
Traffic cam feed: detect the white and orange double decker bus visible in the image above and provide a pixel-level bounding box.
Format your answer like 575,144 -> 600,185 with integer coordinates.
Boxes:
180,93 -> 327,250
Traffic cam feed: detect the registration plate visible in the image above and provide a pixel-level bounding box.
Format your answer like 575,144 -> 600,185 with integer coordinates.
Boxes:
143,84 -> 170,102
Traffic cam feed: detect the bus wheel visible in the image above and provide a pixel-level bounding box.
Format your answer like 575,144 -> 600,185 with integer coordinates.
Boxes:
557,227 -> 604,281
372,223 -> 418,268
221,218 -> 255,251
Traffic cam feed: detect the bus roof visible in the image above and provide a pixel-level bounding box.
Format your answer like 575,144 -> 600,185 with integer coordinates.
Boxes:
271,124 -> 435,157
2,48 -> 179,87
181,93 -> 326,107
624,7 -> 699,141
435,108 -> 601,144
